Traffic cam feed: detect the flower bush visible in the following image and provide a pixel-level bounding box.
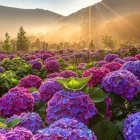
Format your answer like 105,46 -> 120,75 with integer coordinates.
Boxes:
39,80 -> 63,102
33,118 -> 97,140
29,60 -> 42,70
18,75 -> 42,89
102,70 -> 140,100
60,70 -> 78,78
123,112 -> 140,140
46,90 -> 97,124
0,87 -> 35,117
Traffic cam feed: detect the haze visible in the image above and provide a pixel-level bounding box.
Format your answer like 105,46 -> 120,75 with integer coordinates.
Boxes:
0,0 -> 101,15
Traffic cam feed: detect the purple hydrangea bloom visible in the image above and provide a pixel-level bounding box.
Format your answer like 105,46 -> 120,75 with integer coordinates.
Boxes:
6,113 -> 43,134
0,67 -> 4,73
18,75 -> 42,89
46,90 -> 97,124
33,118 -> 97,140
39,80 -> 63,102
5,127 -> 33,140
59,70 -> 78,78
45,60 -> 60,73
113,58 -> 126,65
104,54 -> 119,62
123,56 -> 138,62
123,112 -> 140,140
31,92 -> 41,103
102,70 -> 140,100
96,61 -> 108,67
0,87 -> 35,117
121,61 -> 140,80
29,60 -> 42,70
0,129 -> 8,135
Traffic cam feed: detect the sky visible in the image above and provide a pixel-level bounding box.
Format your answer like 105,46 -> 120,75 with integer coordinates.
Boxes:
0,0 -> 102,15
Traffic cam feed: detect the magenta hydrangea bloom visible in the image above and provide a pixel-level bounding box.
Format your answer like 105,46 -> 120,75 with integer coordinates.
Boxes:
39,80 -> 63,102
123,112 -> 140,140
0,134 -> 6,140
6,112 -> 43,134
96,60 -> 108,67
46,90 -> 97,124
0,87 -> 35,117
135,54 -> 140,60
47,72 -> 60,79
78,63 -> 86,70
5,127 -> 33,140
121,61 -> 140,80
102,70 -> 140,100
102,62 -> 122,72
33,118 -> 97,140
104,54 -> 119,62
113,58 -> 126,65
123,56 -> 138,62
18,75 -> 42,89
83,67 -> 110,87
45,60 -> 60,73
59,70 -> 78,79
29,60 -> 42,70
31,92 -> 41,103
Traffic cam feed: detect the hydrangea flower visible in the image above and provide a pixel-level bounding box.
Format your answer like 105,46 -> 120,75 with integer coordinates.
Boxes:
0,134 -> 6,140
5,127 -> 33,140
123,112 -> 140,140
82,67 -> 110,87
39,80 -> 63,102
18,75 -> 42,89
135,54 -> 140,60
59,70 -> 78,79
46,90 -> 97,124
47,72 -> 60,79
0,87 -> 35,117
29,60 -> 42,70
121,61 -> 140,80
96,60 -> 108,67
102,70 -> 140,100
113,58 -> 126,65
102,62 -> 122,72
104,54 -> 119,62
0,67 -> 4,73
123,56 -> 138,62
78,63 -> 86,70
0,129 -> 8,135
31,92 -> 41,103
33,118 -> 97,140
45,60 -> 60,73
5,112 -> 43,134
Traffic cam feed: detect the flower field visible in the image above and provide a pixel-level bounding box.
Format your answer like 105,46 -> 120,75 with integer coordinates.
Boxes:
0,47 -> 140,140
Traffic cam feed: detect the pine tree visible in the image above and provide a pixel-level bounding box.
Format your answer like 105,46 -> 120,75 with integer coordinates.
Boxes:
2,32 -> 11,52
16,26 -> 30,52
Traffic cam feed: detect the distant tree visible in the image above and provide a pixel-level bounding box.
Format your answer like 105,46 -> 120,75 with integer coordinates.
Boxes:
89,40 -> 95,50
102,36 -> 116,50
2,32 -> 11,52
16,26 -> 30,52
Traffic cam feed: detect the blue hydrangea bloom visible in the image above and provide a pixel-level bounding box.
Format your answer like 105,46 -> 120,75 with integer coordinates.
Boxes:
123,112 -> 140,140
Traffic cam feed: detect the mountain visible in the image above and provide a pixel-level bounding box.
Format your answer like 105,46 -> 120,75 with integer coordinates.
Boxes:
0,6 -> 63,38
0,0 -> 140,41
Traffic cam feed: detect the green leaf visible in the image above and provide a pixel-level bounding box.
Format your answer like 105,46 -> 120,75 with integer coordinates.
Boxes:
0,117 -> 5,123
57,77 -> 91,91
93,121 -> 119,140
7,119 -> 22,128
29,87 -> 38,93
0,122 -> 7,129
88,87 -> 107,103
